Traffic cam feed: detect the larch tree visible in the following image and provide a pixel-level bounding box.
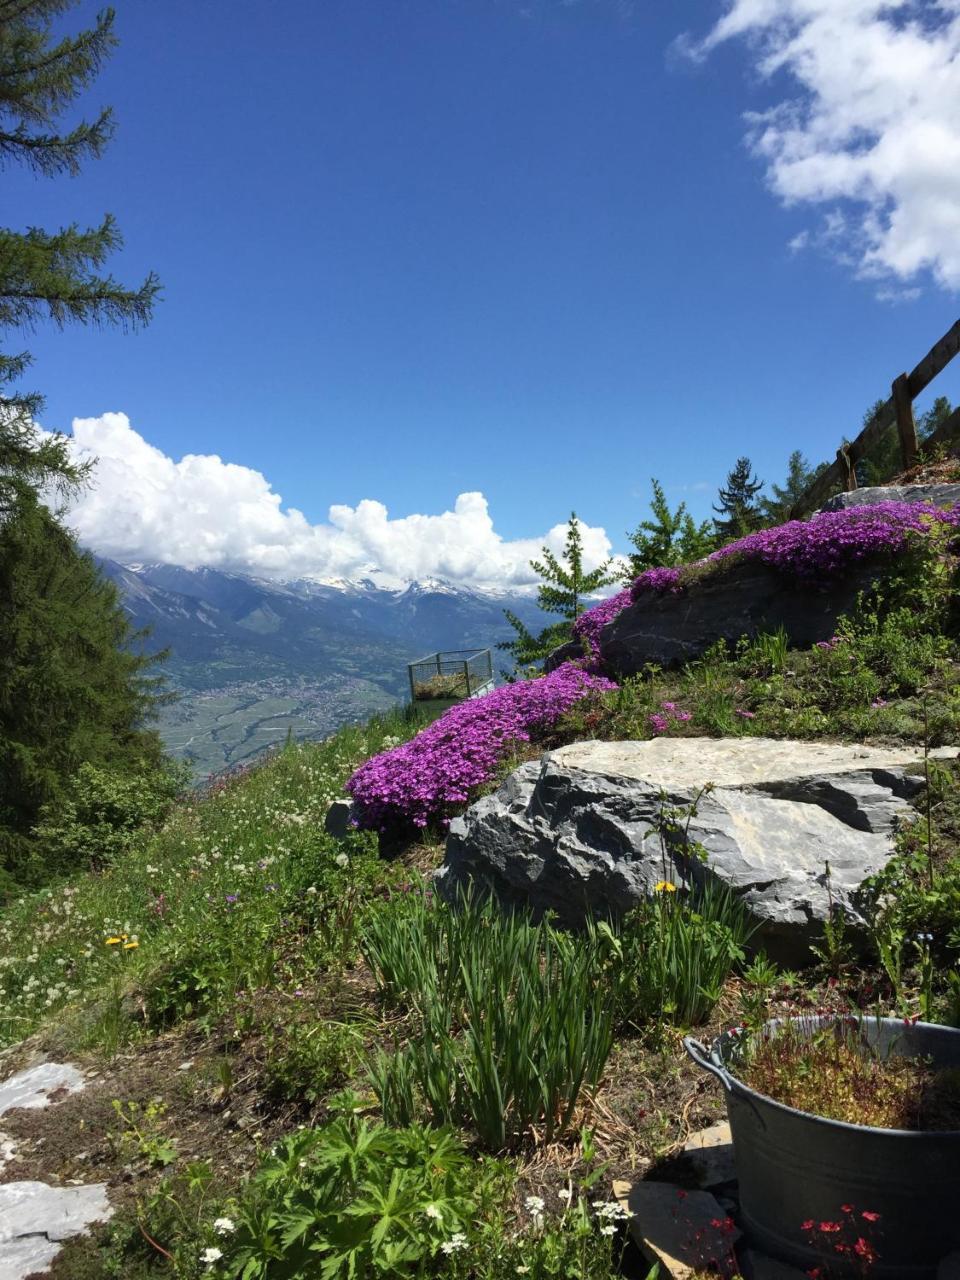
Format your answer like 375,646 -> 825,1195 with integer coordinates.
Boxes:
499,512 -> 617,669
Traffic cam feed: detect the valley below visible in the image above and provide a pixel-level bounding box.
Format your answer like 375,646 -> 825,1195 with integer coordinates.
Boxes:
99,557 -> 547,777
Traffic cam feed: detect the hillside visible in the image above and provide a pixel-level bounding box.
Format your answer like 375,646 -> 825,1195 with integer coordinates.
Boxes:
98,560 -> 550,776
3,500 -> 960,1280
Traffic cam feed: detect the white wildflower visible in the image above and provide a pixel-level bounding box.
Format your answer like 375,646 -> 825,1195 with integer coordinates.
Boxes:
201,1247 -> 223,1265
440,1232 -> 468,1255
600,1224 -> 617,1237
334,852 -> 349,868
524,1196 -> 545,1214
424,1204 -> 443,1221
213,1217 -> 236,1235
557,1188 -> 573,1202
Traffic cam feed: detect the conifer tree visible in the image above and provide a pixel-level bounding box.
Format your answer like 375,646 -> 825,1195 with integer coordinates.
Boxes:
624,479 -> 714,579
499,512 -> 617,668
0,1 -> 159,512
0,1 -> 167,886
760,451 -> 825,524
713,457 -> 764,541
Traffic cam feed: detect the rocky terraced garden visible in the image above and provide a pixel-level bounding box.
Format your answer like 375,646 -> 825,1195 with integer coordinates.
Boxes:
3,494 -> 960,1280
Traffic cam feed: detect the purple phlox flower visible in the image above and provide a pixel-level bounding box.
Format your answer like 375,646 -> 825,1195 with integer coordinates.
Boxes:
648,713 -> 670,735
661,701 -> 677,712
571,502 -> 960,666
224,893 -> 238,904
347,661 -> 615,834
735,709 -> 756,720
871,697 -> 888,708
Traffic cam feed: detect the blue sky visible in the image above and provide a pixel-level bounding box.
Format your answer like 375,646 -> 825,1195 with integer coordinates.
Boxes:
11,0 -> 960,584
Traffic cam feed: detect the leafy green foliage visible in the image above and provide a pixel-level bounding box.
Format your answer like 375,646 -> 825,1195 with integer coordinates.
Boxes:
363,892 -> 615,1149
499,512 -> 616,668
0,492 -> 170,887
597,881 -> 752,1028
27,759 -> 187,881
224,1116 -> 503,1279
624,479 -> 714,580
115,1120 -> 630,1280
259,1017 -> 366,1108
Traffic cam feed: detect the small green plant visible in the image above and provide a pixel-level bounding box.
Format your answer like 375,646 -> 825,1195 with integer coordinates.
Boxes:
738,953 -> 780,1033
222,1113 -> 506,1279
597,879 -> 751,1029
362,891 -> 614,1149
260,1016 -> 365,1107
111,1098 -> 178,1168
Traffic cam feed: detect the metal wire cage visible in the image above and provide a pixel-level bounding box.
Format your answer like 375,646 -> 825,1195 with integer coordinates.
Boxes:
408,649 -> 494,703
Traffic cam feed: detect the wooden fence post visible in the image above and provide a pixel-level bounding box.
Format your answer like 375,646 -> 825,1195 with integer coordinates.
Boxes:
892,372 -> 918,471
837,444 -> 857,493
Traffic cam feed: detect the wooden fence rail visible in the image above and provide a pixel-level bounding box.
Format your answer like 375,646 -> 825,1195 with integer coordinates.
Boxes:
790,317 -> 960,518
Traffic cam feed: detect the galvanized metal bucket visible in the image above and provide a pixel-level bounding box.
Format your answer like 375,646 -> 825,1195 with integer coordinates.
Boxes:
685,1016 -> 960,1278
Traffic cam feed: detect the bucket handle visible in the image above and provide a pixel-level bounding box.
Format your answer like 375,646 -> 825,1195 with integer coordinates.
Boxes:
683,1036 -> 734,1092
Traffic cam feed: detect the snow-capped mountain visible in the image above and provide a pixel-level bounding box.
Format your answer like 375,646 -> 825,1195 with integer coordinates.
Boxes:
95,557 -> 550,777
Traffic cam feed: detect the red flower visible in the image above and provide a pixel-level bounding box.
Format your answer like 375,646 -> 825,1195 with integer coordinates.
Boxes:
841,1204 -> 854,1214
861,1210 -> 881,1223
819,1221 -> 842,1233
854,1237 -> 877,1263
801,1220 -> 815,1232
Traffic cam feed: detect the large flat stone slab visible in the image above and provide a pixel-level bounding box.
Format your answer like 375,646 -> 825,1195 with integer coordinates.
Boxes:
821,485 -> 960,513
0,1182 -> 112,1279
612,1179 -> 741,1279
440,738 -> 954,963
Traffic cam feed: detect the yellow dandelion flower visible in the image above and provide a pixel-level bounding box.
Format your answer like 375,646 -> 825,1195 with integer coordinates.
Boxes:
105,937 -> 123,945
654,881 -> 677,894
123,940 -> 139,950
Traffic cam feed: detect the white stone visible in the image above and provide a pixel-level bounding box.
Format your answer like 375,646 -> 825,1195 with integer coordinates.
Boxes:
0,1182 -> 112,1280
0,1063 -> 85,1118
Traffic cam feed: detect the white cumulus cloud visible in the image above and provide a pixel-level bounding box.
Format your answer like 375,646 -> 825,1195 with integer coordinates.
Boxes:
691,0 -> 960,291
59,413 -> 614,589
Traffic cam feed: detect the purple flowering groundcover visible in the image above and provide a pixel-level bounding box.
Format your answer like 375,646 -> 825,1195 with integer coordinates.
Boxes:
347,662 -> 615,832
573,502 -> 960,661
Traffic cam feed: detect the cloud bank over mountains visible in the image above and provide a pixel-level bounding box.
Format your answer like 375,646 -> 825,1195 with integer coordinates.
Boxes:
60,413 -> 614,589
695,0 -> 960,292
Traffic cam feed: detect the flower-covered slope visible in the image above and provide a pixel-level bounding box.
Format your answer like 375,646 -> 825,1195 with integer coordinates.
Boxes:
348,502 -> 959,833
347,663 -> 614,832
574,501 -> 960,660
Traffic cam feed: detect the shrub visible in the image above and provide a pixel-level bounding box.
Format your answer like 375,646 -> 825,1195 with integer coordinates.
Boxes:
27,760 -> 187,881
597,880 -> 752,1028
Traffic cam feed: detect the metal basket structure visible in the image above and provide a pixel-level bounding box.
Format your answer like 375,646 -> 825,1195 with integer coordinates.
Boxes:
408,649 -> 494,703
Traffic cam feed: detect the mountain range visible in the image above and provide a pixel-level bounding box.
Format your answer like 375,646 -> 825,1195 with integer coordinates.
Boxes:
96,558 -> 550,777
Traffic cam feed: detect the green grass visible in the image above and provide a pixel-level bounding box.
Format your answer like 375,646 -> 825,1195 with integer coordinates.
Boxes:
0,704 -> 428,1051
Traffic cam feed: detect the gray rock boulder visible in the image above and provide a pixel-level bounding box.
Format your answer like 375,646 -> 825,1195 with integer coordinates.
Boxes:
820,483 -> 960,512
599,561 -> 876,677
440,738 -> 954,963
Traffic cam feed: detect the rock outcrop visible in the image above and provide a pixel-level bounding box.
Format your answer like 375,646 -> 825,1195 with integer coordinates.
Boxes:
439,738 -> 953,963
820,483 -> 960,512
598,561 -> 875,677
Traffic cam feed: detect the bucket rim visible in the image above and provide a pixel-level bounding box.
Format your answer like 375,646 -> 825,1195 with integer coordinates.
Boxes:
703,1014 -> 960,1139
